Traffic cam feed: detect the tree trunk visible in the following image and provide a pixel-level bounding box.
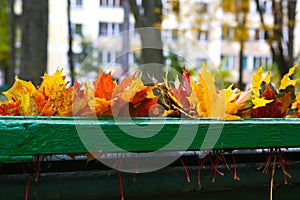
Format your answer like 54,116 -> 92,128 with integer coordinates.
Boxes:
20,0 -> 49,85
8,0 -> 16,87
129,0 -> 164,82
121,0 -> 130,75
238,40 -> 245,89
67,0 -> 74,85
287,0 -> 297,68
256,0 -> 296,77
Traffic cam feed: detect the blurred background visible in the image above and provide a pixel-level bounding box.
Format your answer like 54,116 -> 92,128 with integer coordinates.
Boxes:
0,0 -> 299,89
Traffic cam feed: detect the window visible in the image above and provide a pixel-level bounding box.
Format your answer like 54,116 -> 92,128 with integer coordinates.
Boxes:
74,23 -> 83,36
98,50 -> 123,65
97,51 -> 103,64
75,0 -> 83,7
253,56 -> 272,69
255,29 -> 265,41
99,22 -> 108,36
222,26 -> 235,41
100,0 -> 123,7
242,56 -> 248,69
221,55 -> 238,69
99,22 -> 120,36
256,1 -> 267,14
196,58 -> 207,67
196,2 -> 208,14
162,29 -> 178,42
198,30 -> 209,42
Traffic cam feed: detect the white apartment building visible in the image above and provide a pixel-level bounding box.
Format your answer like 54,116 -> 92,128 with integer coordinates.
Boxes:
48,0 -> 136,80
46,0 -> 300,84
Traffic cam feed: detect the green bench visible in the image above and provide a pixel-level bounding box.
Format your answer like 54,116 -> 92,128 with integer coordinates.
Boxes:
1,117 -> 300,199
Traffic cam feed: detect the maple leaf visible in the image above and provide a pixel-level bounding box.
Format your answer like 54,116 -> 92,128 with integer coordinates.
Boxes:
111,74 -> 144,116
39,101 -> 57,116
0,101 -> 21,116
277,85 -> 295,116
130,97 -> 159,117
94,71 -> 116,100
252,97 -> 274,109
33,70 -> 72,116
21,93 -> 35,116
251,67 -> 270,98
251,85 -> 282,118
90,97 -> 112,117
190,65 -> 225,119
56,88 -> 74,116
113,72 -> 137,96
294,93 -> 300,117
73,80 -> 94,116
39,69 -> 67,99
3,77 -> 36,102
171,69 -> 193,112
225,113 -> 242,121
117,74 -> 144,102
279,65 -> 297,90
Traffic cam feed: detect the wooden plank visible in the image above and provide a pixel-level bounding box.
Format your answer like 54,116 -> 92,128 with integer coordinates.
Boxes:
2,162 -> 300,199
1,116 -> 300,160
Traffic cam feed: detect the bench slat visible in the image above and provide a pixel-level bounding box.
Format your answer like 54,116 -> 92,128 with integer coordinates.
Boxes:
1,117 -> 300,162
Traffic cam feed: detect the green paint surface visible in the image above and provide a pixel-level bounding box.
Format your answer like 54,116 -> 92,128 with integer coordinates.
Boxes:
1,116 -> 300,161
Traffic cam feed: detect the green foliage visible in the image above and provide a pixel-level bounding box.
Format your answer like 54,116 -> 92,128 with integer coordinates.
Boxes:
0,0 -> 10,69
74,39 -> 94,64
74,38 -> 99,75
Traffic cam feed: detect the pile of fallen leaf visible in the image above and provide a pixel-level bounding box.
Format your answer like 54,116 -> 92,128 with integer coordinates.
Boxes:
0,65 -> 299,119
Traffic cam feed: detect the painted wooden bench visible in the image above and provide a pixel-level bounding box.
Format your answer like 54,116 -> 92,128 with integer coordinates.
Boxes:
1,116 -> 300,199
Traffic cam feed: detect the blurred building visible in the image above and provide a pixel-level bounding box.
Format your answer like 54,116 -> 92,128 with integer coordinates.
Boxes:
45,0 -> 300,84
48,0 -> 138,80
162,0 -> 300,84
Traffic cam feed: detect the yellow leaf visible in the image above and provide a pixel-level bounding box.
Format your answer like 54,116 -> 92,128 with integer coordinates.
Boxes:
21,93 -> 34,116
226,102 -> 244,115
225,114 -> 241,121
39,70 -> 68,99
224,84 -> 236,102
3,77 -> 36,102
252,97 -> 273,109
251,67 -> 271,98
191,65 -> 225,118
279,65 -> 297,90
251,67 -> 263,98
263,73 -> 271,84
90,97 -> 112,117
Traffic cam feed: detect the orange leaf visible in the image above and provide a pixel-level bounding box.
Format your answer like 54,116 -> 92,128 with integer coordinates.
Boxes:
130,86 -> 155,107
91,97 -> 112,117
0,101 -> 21,116
94,71 -> 116,100
113,72 -> 137,96
39,101 -> 57,116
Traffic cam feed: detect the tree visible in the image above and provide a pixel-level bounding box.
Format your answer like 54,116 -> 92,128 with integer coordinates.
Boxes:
8,0 -> 16,86
20,0 -> 49,85
255,0 -> 297,77
222,0 -> 250,89
121,0 -> 130,75
67,0 -> 75,85
0,0 -> 10,86
129,0 -> 164,82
